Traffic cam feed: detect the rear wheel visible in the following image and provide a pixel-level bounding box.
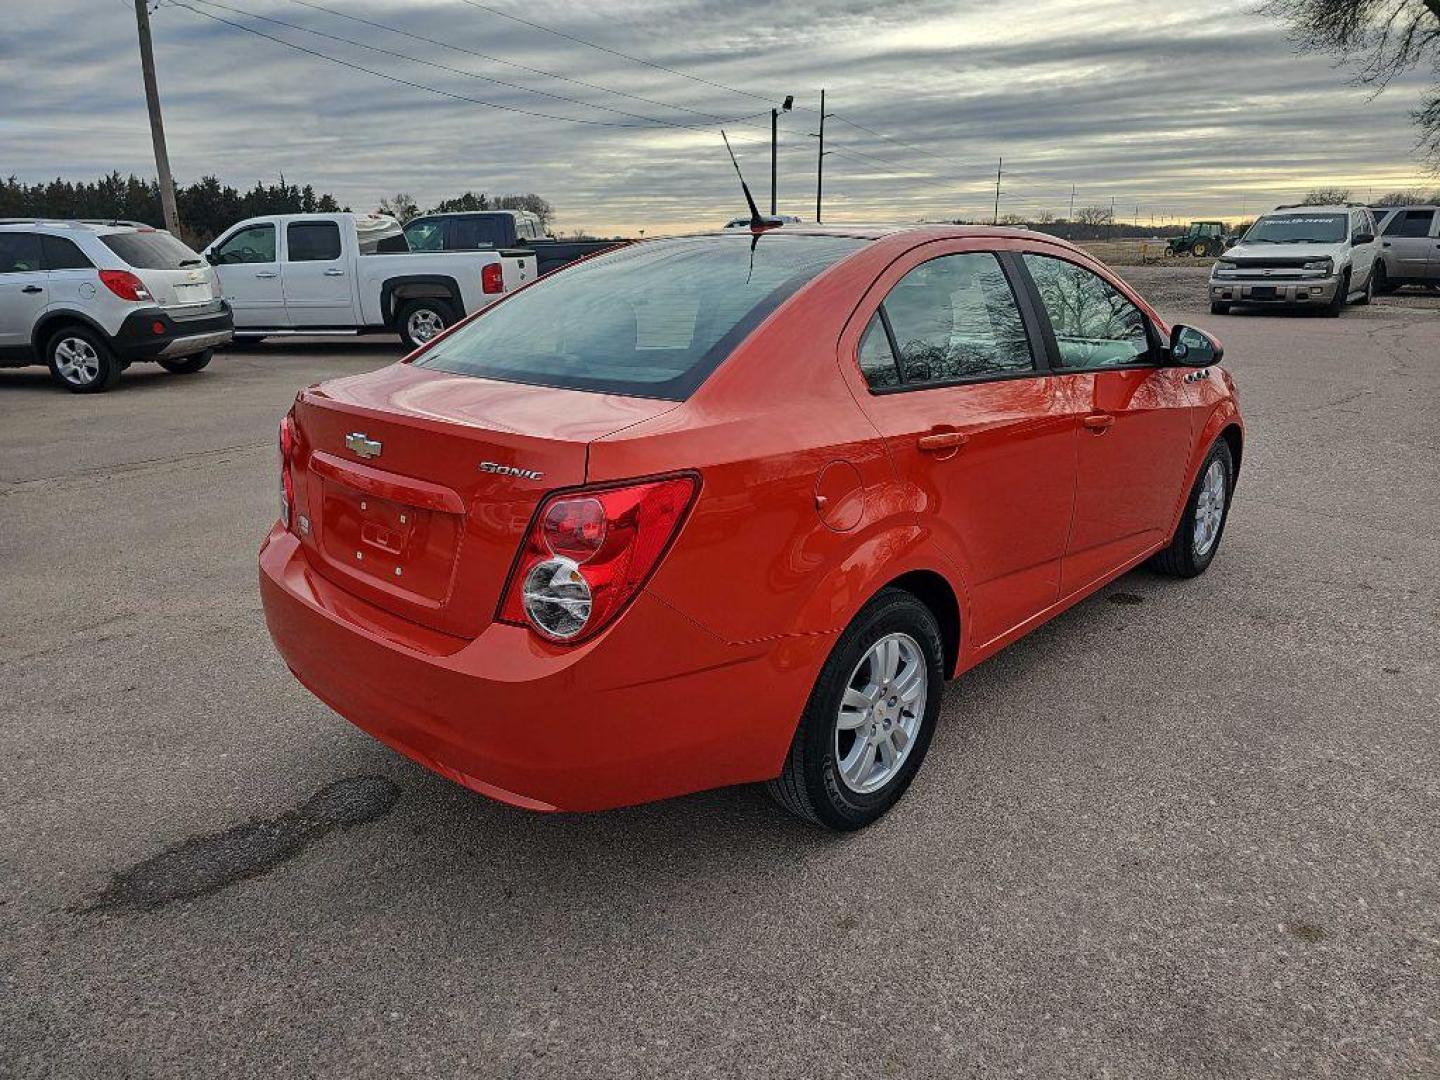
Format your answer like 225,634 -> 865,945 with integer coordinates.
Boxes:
767,589 -> 944,830
1191,241 -> 1208,257
396,298 -> 455,351
158,349 -> 213,375
1148,438 -> 1234,578
46,326 -> 121,393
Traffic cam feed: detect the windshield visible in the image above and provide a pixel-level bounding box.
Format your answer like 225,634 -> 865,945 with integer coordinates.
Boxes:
100,230 -> 204,269
415,233 -> 867,399
1243,214 -> 1346,244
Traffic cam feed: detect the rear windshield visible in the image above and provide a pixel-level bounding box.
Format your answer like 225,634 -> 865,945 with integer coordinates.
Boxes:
100,230 -> 205,269
414,233 -> 867,399
1243,214 -> 1346,244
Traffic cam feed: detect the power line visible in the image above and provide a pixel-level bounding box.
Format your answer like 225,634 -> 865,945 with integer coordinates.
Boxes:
170,2 -> 768,131
281,0 -> 738,123
187,0 -> 736,129
451,0 -> 779,104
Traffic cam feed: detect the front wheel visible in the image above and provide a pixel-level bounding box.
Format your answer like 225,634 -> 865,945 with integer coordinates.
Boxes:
1323,271 -> 1349,317
1210,301 -> 1231,316
1372,262 -> 1394,295
158,349 -> 213,374
767,589 -> 944,830
396,298 -> 456,351
1148,438 -> 1235,578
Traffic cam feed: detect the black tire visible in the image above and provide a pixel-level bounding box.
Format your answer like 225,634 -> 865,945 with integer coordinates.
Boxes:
227,336 -> 267,349
158,349 -> 213,375
1323,271 -> 1349,317
1373,262 -> 1394,295
767,588 -> 945,830
1148,438 -> 1235,578
45,325 -> 121,393
396,298 -> 456,351
1191,241 -> 1208,258
1210,301 -> 1231,316
1355,269 -> 1374,306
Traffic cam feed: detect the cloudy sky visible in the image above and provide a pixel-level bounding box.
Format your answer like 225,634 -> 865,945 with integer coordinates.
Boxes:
4,0 -> 1436,234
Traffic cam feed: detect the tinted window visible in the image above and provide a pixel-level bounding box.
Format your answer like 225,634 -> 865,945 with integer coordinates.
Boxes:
1384,209 -> 1435,238
100,230 -> 204,269
452,217 -> 507,248
214,224 -> 276,264
404,220 -> 444,251
857,313 -> 900,389
416,233 -> 866,399
1242,214 -> 1347,244
0,233 -> 42,274
1023,253 -> 1149,369
880,253 -> 1033,386
287,222 -> 341,261
42,235 -> 94,270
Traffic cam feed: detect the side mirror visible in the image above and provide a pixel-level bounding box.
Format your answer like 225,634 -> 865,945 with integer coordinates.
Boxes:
204,250 -> 218,266
1352,232 -> 1374,246
1169,324 -> 1223,367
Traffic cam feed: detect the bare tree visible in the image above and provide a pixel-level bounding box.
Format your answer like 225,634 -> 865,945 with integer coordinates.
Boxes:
1264,0 -> 1440,164
1074,204 -> 1114,226
1302,187 -> 1354,203
1373,187 -> 1440,202
376,192 -> 419,221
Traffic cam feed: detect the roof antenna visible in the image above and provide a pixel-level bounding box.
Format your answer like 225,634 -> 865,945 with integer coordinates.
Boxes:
721,130 -> 780,233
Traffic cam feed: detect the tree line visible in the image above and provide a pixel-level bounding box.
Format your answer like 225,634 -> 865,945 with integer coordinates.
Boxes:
2,174 -> 564,245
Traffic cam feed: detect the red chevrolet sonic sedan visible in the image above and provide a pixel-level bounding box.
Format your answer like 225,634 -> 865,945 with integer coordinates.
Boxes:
260,225 -> 1242,829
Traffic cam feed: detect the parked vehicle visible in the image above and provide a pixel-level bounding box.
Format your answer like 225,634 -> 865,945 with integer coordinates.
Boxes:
1209,204 -> 1380,316
1368,205 -> 1440,294
0,219 -> 232,392
401,209 -> 624,277
205,213 -> 536,350
260,225 -> 1243,829
1165,221 -> 1234,257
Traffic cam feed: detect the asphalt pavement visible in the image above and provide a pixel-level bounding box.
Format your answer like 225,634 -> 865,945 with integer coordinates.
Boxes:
2,281 -> 1437,1078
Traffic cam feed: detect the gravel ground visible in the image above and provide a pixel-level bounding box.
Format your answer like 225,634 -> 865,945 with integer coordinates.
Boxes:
2,273 -> 1437,1078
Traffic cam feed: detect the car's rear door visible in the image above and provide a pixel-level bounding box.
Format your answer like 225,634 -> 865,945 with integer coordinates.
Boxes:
1381,208 -> 1435,280
282,219 -> 357,327
1016,250 -> 1196,597
0,232 -> 47,351
843,239 -> 1079,648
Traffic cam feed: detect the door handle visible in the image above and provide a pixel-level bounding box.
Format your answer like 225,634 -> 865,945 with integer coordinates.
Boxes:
917,431 -> 969,452
21,285 -> 43,294
1083,413 -> 1115,433
324,268 -> 346,276
254,270 -> 279,278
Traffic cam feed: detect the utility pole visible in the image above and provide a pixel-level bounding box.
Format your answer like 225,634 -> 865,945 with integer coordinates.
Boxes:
1069,183 -> 1076,221
993,157 -> 1002,226
769,95 -> 793,216
133,0 -> 180,234
815,90 -> 827,224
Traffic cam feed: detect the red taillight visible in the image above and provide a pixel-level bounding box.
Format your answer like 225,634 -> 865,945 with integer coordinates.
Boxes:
481,262 -> 504,294
98,269 -> 153,302
278,413 -> 296,528
499,474 -> 698,643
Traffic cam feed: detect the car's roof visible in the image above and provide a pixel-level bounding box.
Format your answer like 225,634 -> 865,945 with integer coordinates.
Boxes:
1263,205 -> 1354,215
0,218 -> 145,235
686,222 -> 1054,242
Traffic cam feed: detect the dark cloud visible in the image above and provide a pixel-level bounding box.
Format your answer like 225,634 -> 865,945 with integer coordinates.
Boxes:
3,0 -> 1434,232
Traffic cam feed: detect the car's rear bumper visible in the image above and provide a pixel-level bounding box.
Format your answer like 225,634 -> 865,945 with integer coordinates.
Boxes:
1209,276 -> 1340,305
258,527 -> 830,812
114,303 -> 234,360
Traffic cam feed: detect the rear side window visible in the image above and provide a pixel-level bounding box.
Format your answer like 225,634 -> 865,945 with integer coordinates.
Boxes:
287,222 -> 342,262
1023,254 -> 1149,369
416,234 -> 867,399
0,233 -> 42,274
452,217 -> 507,248
857,314 -> 901,388
1384,209 -> 1435,237
404,220 -> 444,251
42,235 -> 94,270
213,224 -> 276,264
100,230 -> 204,270
878,253 -> 1033,387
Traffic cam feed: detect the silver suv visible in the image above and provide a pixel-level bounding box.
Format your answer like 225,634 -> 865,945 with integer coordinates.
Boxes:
0,220 -> 233,392
1208,204 -> 1380,317
1370,205 -> 1440,293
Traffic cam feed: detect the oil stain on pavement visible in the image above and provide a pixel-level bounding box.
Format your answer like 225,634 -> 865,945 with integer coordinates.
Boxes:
83,776 -> 401,913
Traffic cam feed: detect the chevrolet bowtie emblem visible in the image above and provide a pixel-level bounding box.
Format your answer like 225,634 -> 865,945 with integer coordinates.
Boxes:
345,432 -> 382,459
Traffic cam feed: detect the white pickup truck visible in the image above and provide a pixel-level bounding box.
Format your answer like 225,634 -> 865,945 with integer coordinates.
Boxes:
203,213 -> 536,349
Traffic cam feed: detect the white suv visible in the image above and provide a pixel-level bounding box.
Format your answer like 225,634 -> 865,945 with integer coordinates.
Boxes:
1208,204 -> 1380,317
0,220 -> 233,392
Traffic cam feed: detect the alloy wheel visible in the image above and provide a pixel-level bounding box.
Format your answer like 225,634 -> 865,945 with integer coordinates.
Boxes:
1193,458 -> 1227,557
834,632 -> 928,794
54,337 -> 101,386
406,308 -> 446,344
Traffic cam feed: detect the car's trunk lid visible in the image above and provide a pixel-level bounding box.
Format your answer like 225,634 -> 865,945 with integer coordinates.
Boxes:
289,363 -> 677,638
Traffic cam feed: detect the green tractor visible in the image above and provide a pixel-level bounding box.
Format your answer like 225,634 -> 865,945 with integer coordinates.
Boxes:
1166,221 -> 1232,258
